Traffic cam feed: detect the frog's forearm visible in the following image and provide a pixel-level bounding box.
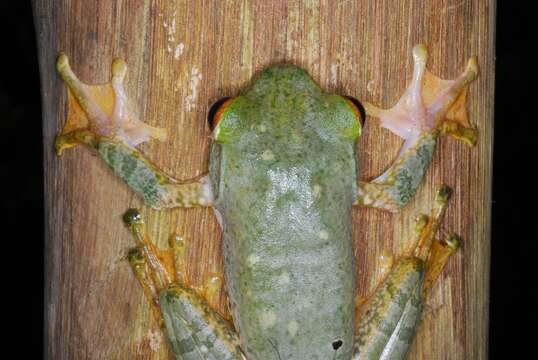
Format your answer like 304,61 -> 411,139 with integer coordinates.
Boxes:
355,131 -> 437,212
99,140 -> 212,209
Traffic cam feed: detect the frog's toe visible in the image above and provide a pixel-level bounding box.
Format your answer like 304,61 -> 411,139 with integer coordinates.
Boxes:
122,208 -> 142,225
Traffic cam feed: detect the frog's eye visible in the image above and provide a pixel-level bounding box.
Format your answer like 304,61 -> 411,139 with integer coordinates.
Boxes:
344,96 -> 365,127
208,97 -> 233,131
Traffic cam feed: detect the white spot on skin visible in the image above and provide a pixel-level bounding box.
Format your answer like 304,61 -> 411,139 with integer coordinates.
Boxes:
313,184 -> 322,198
278,273 -> 291,285
199,175 -> 214,206
247,254 -> 260,266
200,345 -> 208,353
261,149 -> 275,161
147,329 -> 162,351
378,251 -> 393,278
300,298 -> 312,309
185,67 -> 202,111
319,230 -> 329,240
259,310 -> 277,329
361,192 -> 373,205
287,321 -> 299,337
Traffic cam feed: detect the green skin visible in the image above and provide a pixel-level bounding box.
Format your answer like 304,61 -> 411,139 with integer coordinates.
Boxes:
210,66 -> 361,359
55,45 -> 477,359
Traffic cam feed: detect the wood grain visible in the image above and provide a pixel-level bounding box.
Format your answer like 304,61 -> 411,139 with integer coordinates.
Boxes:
33,0 -> 495,359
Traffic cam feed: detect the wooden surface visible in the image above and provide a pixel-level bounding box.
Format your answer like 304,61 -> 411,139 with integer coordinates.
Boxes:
33,1 -> 495,359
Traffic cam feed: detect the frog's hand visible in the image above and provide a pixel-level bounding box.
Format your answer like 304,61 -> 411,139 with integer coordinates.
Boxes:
55,54 -> 212,209
353,186 -> 461,359
55,53 -> 166,152
124,209 -> 245,360
355,45 -> 478,212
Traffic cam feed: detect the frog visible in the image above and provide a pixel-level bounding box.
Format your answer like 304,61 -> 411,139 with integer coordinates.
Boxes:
54,44 -> 478,359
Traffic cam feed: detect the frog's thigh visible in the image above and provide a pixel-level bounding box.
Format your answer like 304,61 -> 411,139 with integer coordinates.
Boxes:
160,286 -> 244,360
124,209 -> 244,360
353,258 -> 425,360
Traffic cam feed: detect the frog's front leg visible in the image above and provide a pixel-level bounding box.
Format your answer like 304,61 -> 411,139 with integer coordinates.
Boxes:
123,209 -> 245,360
353,186 -> 461,359
55,55 -> 212,209
355,45 -> 478,211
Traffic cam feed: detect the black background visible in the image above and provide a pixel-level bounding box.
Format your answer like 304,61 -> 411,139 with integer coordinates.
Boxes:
3,1 -> 535,359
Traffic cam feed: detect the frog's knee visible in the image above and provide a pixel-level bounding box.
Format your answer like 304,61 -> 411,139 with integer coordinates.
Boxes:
160,286 -> 244,360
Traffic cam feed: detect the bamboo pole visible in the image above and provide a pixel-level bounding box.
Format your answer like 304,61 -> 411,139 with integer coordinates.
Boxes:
33,1 -> 495,358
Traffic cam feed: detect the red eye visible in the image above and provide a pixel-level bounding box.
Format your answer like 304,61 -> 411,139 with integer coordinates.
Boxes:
208,97 -> 234,130
344,96 -> 365,127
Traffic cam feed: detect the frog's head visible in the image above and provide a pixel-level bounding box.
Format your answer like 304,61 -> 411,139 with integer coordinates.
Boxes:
210,65 -> 363,146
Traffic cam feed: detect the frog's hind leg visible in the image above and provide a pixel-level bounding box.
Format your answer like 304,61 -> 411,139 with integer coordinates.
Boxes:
353,185 -> 461,359
123,209 -> 245,360
355,45 -> 478,212
55,54 -> 213,209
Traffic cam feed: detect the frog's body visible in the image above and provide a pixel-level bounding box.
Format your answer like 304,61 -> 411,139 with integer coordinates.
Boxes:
55,45 -> 478,359
211,67 -> 359,359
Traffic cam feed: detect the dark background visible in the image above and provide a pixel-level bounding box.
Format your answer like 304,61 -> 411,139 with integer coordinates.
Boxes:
3,1 -> 534,359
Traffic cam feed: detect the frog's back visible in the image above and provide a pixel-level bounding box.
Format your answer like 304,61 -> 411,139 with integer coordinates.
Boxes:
210,65 -> 361,359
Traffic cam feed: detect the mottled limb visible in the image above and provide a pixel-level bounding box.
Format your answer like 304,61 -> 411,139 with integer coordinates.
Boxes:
354,186 -> 461,359
55,54 -> 213,209
98,139 -> 213,208
123,209 -> 245,360
355,45 -> 479,212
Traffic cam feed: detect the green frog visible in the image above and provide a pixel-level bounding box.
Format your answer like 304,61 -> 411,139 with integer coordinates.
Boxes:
55,44 -> 478,359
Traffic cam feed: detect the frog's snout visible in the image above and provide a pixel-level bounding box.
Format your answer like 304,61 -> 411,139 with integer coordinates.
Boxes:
123,208 -> 142,225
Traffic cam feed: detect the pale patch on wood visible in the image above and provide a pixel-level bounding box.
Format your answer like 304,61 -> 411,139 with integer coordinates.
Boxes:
174,43 -> 184,60
184,67 -> 202,112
